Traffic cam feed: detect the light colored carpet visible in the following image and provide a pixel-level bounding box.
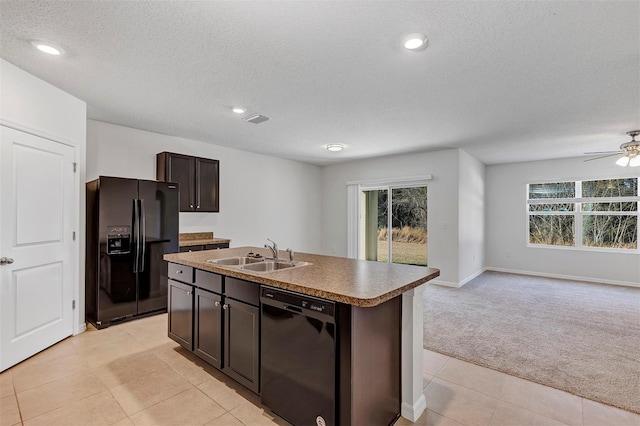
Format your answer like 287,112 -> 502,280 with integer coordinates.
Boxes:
423,271 -> 640,414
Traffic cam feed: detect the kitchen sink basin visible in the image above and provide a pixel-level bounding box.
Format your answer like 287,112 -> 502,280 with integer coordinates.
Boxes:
207,256 -> 265,265
207,256 -> 310,273
241,261 -> 310,273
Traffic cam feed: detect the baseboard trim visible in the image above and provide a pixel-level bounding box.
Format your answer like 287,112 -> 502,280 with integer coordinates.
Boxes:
74,322 -> 87,336
485,267 -> 640,288
401,395 -> 427,422
429,268 -> 487,288
459,268 -> 487,286
428,279 -> 462,288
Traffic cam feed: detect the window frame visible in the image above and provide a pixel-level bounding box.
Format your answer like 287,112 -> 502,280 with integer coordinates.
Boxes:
526,178 -> 639,253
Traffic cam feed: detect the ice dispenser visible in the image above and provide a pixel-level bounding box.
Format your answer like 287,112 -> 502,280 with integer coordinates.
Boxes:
106,225 -> 131,254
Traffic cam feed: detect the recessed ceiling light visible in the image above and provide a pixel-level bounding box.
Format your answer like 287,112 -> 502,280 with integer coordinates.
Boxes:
30,40 -> 64,55
231,107 -> 246,114
326,144 -> 344,152
403,33 -> 428,51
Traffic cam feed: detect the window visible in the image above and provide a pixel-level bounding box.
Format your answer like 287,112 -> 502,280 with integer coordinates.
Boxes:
527,178 -> 639,250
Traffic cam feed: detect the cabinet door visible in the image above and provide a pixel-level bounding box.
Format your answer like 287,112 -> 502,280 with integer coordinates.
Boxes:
164,153 -> 195,212
223,298 -> 259,393
194,289 -> 223,369
168,279 -> 193,350
195,157 -> 219,212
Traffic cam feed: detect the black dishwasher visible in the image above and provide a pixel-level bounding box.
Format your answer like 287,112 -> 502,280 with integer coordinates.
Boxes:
261,286 -> 336,426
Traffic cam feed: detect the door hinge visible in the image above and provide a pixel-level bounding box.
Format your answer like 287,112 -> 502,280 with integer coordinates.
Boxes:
73,162 -> 77,172
72,231 -> 76,241
72,300 -> 76,309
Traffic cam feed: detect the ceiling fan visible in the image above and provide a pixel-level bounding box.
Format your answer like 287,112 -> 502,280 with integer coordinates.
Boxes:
584,130 -> 640,167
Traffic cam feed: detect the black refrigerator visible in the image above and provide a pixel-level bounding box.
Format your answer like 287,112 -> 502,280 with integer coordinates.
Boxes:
86,176 -> 179,329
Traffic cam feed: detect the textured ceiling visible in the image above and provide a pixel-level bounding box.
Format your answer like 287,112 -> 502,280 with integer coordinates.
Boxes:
1,1 -> 638,166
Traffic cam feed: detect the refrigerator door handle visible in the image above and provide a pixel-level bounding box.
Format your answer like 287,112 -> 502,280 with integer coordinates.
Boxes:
133,199 -> 140,273
139,199 -> 146,272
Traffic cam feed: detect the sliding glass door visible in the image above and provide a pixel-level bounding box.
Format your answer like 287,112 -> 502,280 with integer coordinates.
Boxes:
361,185 -> 428,266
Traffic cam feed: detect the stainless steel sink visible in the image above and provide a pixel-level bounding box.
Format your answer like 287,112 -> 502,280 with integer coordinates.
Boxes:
207,256 -> 310,273
207,256 -> 265,265
241,261 -> 310,273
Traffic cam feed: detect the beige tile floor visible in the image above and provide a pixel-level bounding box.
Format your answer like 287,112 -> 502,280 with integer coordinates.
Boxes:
1,313 -> 638,426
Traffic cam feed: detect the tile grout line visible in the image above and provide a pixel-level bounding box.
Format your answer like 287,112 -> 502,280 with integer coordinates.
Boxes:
10,370 -> 25,426
429,374 -> 505,401
456,366 -> 592,426
192,381 -> 234,423
102,383 -> 130,426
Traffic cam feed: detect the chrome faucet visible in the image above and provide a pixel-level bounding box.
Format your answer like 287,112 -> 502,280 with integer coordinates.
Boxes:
265,239 -> 278,259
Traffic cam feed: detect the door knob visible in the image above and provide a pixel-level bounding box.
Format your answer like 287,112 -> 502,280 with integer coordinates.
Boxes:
0,257 -> 14,265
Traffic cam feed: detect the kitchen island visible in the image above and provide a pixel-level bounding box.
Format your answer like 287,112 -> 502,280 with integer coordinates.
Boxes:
164,247 -> 439,425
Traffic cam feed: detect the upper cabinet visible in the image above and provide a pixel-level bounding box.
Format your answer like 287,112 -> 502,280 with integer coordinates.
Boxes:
157,152 -> 219,212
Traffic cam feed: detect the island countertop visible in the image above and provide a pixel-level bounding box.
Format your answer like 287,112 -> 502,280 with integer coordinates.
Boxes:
164,246 -> 440,307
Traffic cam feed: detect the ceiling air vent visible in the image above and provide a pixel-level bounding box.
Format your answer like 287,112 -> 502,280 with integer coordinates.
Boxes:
242,114 -> 270,124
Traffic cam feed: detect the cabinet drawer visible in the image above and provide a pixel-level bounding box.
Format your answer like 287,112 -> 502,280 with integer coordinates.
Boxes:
180,245 -> 204,252
168,263 -> 194,283
204,243 -> 229,250
225,277 -> 259,306
195,269 -> 222,293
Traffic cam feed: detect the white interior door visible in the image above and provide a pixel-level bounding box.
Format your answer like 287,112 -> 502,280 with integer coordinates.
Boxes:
0,126 -> 75,372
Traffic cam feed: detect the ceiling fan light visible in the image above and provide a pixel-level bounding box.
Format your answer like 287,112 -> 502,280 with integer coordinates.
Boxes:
616,156 -> 630,167
629,156 -> 640,167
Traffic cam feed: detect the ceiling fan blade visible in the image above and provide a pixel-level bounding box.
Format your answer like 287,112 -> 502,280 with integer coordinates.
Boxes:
583,153 -> 622,162
583,150 -> 622,155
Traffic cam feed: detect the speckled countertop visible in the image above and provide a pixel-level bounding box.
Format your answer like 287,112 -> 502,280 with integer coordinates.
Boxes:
179,232 -> 230,247
164,246 -> 440,307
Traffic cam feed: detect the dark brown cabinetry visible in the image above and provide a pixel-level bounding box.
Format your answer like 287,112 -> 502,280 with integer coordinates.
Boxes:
194,288 -> 223,368
179,242 -> 230,253
223,278 -> 260,393
168,279 -> 194,350
167,264 -> 259,393
157,152 -> 219,212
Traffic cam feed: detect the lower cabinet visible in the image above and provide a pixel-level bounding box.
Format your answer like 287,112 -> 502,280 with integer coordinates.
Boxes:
167,264 -> 260,394
194,288 -> 223,369
223,298 -> 260,393
168,279 -> 193,350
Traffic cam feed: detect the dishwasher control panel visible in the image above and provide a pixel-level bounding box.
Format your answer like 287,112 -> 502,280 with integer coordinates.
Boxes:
261,286 -> 334,317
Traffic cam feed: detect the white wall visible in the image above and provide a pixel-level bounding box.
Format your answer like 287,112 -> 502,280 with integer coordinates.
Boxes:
1,58 -> 87,333
87,120 -> 322,253
458,150 -> 485,284
486,156 -> 640,286
321,149 -> 481,286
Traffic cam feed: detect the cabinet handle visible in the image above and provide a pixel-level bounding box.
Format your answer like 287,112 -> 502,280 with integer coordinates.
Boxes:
176,270 -> 183,274
190,204 -> 194,208
214,301 -> 220,307
222,304 -> 228,310
187,291 -> 192,296
197,205 -> 200,209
